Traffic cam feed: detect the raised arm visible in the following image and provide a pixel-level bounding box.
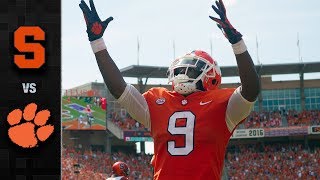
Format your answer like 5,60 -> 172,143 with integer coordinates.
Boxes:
94,48 -> 126,99
79,0 -> 125,98
210,0 -> 260,101
79,0 -> 151,128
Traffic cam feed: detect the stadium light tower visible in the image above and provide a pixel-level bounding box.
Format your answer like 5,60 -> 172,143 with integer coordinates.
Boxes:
256,35 -> 261,65
297,32 -> 302,63
173,39 -> 176,60
137,36 -> 140,65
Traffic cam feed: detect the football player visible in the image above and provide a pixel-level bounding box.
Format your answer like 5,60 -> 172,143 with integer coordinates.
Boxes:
106,161 -> 130,180
79,0 -> 260,179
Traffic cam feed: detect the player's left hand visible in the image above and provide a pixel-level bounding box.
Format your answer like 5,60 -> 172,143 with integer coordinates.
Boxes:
209,0 -> 242,44
79,0 -> 113,41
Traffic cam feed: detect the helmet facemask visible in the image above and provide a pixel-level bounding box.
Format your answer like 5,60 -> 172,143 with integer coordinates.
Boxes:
167,55 -> 217,95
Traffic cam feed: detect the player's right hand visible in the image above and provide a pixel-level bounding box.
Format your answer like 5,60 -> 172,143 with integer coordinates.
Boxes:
79,0 -> 113,42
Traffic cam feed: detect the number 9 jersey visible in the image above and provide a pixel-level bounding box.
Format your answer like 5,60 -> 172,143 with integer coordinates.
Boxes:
117,83 -> 254,179
143,87 -> 249,180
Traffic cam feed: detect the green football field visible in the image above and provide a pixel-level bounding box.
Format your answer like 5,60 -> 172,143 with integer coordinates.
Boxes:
62,96 -> 106,127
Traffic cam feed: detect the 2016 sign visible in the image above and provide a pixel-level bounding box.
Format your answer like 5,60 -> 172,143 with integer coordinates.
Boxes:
231,129 -> 265,139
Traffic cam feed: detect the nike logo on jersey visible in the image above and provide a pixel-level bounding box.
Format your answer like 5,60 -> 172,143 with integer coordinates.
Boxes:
199,100 -> 212,105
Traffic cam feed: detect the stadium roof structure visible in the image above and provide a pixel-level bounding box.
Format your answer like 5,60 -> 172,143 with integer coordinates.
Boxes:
120,62 -> 320,79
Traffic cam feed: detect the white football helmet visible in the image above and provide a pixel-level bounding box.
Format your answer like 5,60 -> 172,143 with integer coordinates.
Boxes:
167,50 -> 222,95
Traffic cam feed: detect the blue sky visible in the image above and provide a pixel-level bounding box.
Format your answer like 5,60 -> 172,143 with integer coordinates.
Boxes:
62,0 -> 320,90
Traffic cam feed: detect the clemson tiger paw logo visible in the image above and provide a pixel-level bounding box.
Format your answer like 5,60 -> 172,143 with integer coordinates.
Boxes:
91,22 -> 102,35
7,103 -> 54,148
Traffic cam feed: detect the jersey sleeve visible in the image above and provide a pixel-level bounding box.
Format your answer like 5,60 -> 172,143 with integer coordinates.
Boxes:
117,84 -> 151,129
225,86 -> 255,132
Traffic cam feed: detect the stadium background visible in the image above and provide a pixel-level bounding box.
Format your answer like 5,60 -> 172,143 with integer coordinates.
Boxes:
62,62 -> 320,179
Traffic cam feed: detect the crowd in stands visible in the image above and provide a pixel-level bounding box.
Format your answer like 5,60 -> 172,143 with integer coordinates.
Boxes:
108,111 -> 147,131
244,111 -> 283,129
225,143 -> 320,179
108,109 -> 320,131
62,143 -> 320,179
287,110 -> 320,126
62,147 -> 153,180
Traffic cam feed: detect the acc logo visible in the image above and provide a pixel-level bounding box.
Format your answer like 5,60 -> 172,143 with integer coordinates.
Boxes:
6,103 -> 54,148
156,98 -> 166,105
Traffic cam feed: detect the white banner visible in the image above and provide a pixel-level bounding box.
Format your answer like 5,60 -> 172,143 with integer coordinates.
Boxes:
125,137 -> 153,142
231,129 -> 264,139
310,126 -> 320,134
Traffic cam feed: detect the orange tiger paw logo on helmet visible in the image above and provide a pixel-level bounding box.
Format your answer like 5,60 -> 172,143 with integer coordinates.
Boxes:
7,103 -> 54,148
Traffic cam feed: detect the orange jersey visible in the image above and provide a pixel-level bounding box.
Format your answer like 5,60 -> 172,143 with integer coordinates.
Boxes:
143,87 -> 236,180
